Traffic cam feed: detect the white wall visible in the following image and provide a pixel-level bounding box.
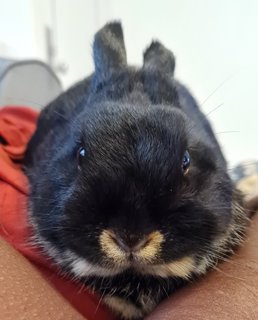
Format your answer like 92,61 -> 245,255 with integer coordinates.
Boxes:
0,0 -> 257,166
0,0 -> 35,58
52,0 -> 97,86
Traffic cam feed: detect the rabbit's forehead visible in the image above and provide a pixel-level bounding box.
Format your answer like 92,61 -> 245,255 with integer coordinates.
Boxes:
79,103 -> 188,146
74,112 -> 188,196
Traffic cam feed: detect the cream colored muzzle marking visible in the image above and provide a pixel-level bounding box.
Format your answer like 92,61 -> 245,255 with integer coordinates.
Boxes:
141,256 -> 195,279
99,229 -> 164,264
99,230 -> 195,279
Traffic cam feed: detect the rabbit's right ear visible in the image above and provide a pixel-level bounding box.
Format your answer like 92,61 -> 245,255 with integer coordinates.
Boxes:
143,41 -> 175,76
93,22 -> 127,84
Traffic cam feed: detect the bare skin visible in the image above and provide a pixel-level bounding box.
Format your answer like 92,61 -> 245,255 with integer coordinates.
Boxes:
0,199 -> 257,320
0,237 -> 85,320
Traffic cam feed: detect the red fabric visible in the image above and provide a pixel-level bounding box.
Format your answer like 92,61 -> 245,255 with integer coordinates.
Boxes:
0,106 -> 115,320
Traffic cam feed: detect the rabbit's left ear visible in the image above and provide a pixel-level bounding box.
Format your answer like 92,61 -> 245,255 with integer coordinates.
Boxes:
142,41 -> 179,105
143,41 -> 175,76
93,22 -> 127,84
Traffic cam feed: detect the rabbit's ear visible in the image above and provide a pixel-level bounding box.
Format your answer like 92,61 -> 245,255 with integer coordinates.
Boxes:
143,41 -> 175,76
93,22 -> 127,83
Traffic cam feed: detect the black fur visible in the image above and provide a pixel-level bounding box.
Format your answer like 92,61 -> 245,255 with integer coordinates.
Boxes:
24,22 -> 248,319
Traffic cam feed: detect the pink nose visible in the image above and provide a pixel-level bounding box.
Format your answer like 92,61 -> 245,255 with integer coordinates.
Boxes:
113,235 -> 148,253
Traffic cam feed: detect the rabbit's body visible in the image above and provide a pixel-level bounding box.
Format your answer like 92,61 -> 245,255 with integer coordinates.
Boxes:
24,23 -> 248,319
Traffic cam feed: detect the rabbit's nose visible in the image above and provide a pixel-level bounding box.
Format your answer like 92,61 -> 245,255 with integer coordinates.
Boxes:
100,229 -> 164,263
113,234 -> 149,253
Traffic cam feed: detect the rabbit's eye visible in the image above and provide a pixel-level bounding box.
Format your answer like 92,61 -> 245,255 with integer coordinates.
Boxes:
77,147 -> 86,168
182,150 -> 190,175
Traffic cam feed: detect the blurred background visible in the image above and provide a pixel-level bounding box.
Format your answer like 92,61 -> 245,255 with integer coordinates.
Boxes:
0,0 -> 258,167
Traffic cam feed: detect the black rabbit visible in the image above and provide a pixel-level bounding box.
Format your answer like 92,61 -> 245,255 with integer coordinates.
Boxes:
24,22 -> 249,319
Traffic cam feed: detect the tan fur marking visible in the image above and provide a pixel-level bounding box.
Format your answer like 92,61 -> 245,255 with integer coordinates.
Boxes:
136,231 -> 164,262
99,230 -> 126,263
141,256 -> 195,279
104,296 -> 143,319
99,230 -> 164,264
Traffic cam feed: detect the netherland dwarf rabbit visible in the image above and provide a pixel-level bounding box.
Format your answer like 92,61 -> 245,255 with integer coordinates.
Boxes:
24,22 -> 249,319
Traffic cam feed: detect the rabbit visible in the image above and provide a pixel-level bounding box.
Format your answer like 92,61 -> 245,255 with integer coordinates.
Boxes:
24,22 -> 249,320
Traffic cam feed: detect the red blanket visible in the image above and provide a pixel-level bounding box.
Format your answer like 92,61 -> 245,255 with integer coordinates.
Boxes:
0,106 -> 115,320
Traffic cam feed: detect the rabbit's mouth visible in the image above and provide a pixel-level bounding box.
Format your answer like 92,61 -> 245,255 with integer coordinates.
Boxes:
97,229 -> 194,279
66,249 -> 196,280
63,246 -> 196,281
